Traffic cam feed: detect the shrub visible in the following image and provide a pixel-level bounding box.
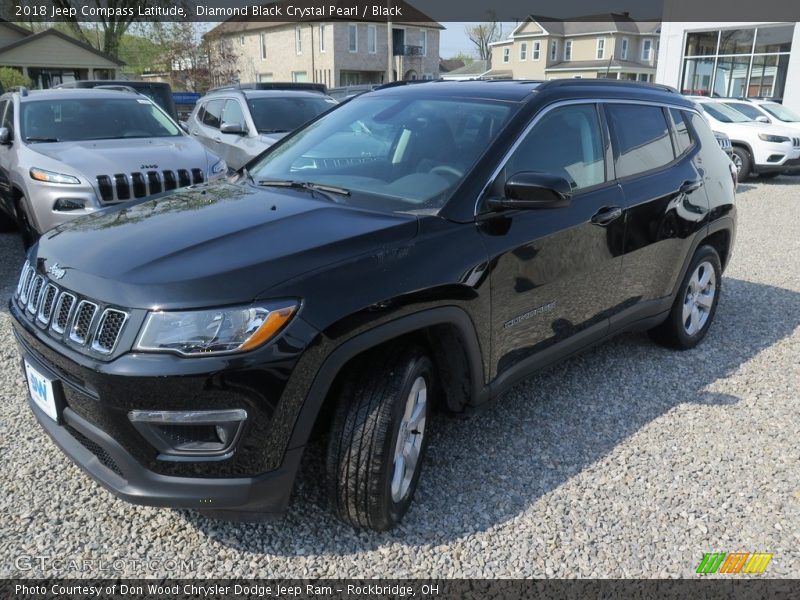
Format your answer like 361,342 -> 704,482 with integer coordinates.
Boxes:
0,67 -> 32,91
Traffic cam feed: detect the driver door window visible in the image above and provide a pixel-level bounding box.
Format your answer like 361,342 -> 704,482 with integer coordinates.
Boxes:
505,103 -> 605,192
201,100 -> 224,129
221,100 -> 247,130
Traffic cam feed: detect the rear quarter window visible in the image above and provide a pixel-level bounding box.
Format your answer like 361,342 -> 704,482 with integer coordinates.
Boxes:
669,108 -> 695,156
606,104 -> 675,178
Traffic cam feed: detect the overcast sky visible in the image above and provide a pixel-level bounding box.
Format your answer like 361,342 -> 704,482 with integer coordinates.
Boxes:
439,22 -> 517,58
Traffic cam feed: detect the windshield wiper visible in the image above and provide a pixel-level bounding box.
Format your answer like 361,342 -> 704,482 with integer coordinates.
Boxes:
257,179 -> 350,202
258,129 -> 289,134
25,136 -> 60,143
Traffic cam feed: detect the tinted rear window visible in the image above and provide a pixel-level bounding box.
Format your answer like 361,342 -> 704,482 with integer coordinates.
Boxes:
247,97 -> 335,133
606,104 -> 675,178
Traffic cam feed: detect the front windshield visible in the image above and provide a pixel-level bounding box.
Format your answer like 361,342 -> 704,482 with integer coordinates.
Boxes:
761,102 -> 800,122
247,97 -> 336,133
249,95 -> 515,212
702,102 -> 753,123
20,97 -> 181,142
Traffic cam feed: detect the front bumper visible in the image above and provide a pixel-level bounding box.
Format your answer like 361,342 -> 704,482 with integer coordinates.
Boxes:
11,297 -> 320,516
29,394 -> 303,514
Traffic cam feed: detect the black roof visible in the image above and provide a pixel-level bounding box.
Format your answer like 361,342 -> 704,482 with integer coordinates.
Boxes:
365,79 -> 693,108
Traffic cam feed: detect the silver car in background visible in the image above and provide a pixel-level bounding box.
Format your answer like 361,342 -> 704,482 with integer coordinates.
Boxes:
187,87 -> 337,171
0,88 -> 227,247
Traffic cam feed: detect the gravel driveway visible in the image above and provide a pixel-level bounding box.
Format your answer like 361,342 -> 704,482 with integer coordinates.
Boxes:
1,179 -> 798,579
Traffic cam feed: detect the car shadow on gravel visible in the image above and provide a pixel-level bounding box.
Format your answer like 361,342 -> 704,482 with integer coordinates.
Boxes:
0,232 -> 25,313
182,277 -> 800,557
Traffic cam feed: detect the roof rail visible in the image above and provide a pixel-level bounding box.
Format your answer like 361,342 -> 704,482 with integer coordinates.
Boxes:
540,79 -> 678,94
92,84 -> 139,94
9,86 -> 28,96
374,79 -> 438,91
208,82 -> 328,94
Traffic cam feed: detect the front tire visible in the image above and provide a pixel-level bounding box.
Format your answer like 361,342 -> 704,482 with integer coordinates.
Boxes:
649,245 -> 722,350
326,345 -> 434,531
731,147 -> 752,180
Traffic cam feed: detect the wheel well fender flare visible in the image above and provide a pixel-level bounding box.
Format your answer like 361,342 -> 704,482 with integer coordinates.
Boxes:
287,306 -> 485,449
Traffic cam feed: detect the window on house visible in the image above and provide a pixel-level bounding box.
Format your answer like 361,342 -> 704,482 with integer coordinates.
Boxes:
368,24 -> 377,53
260,33 -> 266,60
596,38 -> 605,59
503,47 -> 510,63
550,40 -> 557,60
533,41 -> 541,60
292,71 -> 308,82
320,25 -> 326,52
258,73 -> 273,82
564,40 -> 573,61
621,38 -> 629,60
349,23 -> 357,52
420,30 -> 428,56
520,42 -> 527,61
295,27 -> 302,54
642,39 -> 653,61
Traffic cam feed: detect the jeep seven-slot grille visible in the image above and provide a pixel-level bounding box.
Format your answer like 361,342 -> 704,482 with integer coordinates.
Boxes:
14,261 -> 130,357
96,168 -> 204,203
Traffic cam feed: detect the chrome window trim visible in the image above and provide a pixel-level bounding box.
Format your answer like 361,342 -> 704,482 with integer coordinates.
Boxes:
91,308 -> 130,354
474,97 -> 704,217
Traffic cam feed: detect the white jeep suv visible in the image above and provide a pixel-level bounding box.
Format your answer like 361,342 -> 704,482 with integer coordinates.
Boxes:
690,97 -> 800,179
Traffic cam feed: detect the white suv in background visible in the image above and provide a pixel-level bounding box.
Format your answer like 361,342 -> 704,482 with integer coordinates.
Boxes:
690,97 -> 800,179
720,98 -> 800,133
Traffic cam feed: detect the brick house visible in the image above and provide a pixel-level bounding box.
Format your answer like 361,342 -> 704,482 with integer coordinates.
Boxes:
207,18 -> 443,88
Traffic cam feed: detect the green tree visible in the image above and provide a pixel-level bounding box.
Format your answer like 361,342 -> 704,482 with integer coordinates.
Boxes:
0,67 -> 31,90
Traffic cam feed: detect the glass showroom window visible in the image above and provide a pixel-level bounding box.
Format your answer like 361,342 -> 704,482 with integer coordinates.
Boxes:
680,24 -> 793,98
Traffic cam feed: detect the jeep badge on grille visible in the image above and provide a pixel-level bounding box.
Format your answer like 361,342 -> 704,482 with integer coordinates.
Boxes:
47,263 -> 66,280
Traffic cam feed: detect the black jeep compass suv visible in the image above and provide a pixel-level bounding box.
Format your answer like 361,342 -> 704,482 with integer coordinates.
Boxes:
11,80 -> 736,531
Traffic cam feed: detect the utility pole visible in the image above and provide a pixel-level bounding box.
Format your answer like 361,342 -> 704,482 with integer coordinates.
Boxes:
386,20 -> 393,82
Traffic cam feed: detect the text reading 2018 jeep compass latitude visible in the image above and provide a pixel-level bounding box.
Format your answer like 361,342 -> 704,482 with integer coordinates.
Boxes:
11,80 -> 736,531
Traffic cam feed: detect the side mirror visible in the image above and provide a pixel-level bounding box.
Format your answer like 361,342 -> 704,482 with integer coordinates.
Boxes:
178,121 -> 189,133
488,171 -> 572,211
0,127 -> 11,145
220,122 -> 247,135
755,115 -> 770,123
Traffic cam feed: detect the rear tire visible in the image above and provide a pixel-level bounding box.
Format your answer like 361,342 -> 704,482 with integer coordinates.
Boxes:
326,345 -> 434,531
649,245 -> 722,350
731,147 -> 752,180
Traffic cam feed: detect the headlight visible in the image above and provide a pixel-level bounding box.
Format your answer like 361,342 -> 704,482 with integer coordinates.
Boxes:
210,159 -> 227,175
758,133 -> 790,143
30,167 -> 80,185
135,301 -> 298,356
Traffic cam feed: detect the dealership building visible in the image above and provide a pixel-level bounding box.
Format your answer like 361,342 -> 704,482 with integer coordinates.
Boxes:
656,22 -> 800,111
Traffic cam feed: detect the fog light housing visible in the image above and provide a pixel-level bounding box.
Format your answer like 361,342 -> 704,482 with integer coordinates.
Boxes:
766,154 -> 784,163
53,198 -> 85,211
128,409 -> 247,461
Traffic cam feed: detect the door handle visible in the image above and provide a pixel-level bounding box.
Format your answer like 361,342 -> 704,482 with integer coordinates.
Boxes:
680,179 -> 704,194
591,206 -> 623,226
214,137 -> 222,143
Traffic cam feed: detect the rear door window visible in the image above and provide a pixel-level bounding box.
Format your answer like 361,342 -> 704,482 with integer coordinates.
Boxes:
201,99 -> 224,129
606,104 -> 675,178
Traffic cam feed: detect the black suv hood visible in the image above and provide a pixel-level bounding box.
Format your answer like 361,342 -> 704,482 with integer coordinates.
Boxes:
36,182 -> 418,309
